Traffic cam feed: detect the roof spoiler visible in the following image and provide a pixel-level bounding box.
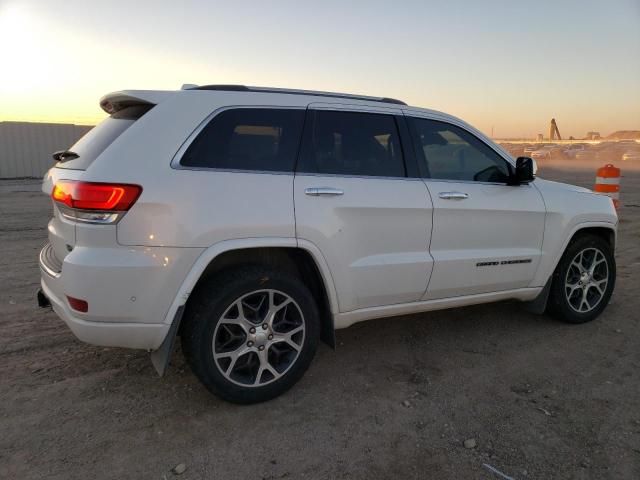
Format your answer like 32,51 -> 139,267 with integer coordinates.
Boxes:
99,90 -> 174,114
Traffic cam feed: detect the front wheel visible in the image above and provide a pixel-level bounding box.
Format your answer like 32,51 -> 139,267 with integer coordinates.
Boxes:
547,234 -> 616,324
181,266 -> 320,404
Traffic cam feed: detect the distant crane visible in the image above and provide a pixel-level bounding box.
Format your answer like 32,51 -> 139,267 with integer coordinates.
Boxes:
549,118 -> 562,141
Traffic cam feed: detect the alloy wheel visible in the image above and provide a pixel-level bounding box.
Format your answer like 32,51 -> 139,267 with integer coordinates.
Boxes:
212,289 -> 305,387
564,247 -> 609,313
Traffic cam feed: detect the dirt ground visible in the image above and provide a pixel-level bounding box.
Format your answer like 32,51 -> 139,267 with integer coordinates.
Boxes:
1,160 -> 639,480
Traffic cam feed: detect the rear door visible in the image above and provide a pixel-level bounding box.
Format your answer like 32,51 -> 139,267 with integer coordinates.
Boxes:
294,105 -> 433,312
405,116 -> 546,300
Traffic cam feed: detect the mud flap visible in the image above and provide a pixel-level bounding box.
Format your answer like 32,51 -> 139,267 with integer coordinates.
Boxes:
321,313 -> 336,349
150,305 -> 185,377
37,288 -> 51,308
522,278 -> 552,315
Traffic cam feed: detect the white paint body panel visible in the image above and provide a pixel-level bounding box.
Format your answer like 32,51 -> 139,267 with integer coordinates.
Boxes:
39,87 -> 617,351
423,180 -> 546,299
530,179 -> 617,286
335,287 -> 542,329
294,175 -> 434,311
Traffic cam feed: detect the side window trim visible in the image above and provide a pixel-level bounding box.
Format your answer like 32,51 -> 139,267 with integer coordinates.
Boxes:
295,107 -> 411,180
171,105 -> 305,174
406,114 -> 516,168
405,116 -> 514,184
404,113 -> 431,179
395,114 -> 420,178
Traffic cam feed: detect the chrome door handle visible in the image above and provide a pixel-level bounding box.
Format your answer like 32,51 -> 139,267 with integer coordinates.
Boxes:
439,191 -> 469,200
305,187 -> 344,196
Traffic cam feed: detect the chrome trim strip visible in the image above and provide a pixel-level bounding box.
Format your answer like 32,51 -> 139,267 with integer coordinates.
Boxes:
39,244 -> 61,278
402,110 -> 517,168
295,173 -> 421,181
305,187 -> 344,196
439,191 -> 469,200
58,206 -> 122,224
423,178 -> 534,187
306,102 -> 402,114
172,166 -> 294,176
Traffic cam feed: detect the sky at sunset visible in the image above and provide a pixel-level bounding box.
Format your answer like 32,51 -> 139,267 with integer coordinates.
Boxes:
0,0 -> 638,138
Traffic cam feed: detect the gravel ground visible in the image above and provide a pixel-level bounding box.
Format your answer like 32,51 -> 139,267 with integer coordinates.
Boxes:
1,160 -> 639,479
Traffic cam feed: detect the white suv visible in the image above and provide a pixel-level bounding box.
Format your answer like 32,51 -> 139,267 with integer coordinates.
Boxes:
38,85 -> 618,403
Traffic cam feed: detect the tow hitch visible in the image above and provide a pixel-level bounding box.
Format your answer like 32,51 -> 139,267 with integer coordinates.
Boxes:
37,289 -> 51,308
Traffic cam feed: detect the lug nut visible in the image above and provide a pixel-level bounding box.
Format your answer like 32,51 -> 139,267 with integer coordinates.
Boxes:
262,324 -> 268,330
249,327 -> 256,334
258,345 -> 265,351
247,341 -> 254,347
268,334 -> 273,340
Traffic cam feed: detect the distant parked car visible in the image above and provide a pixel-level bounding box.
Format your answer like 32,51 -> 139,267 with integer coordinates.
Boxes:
563,144 -> 586,159
622,151 -> 640,161
531,149 -> 551,160
575,149 -> 598,161
524,145 -> 542,155
499,143 -> 524,158
531,145 -> 560,160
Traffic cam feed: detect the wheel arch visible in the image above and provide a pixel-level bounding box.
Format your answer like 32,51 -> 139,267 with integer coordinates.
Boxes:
559,224 -> 617,265
525,222 -> 616,315
571,226 -> 616,249
541,222 -> 617,285
162,238 -> 339,348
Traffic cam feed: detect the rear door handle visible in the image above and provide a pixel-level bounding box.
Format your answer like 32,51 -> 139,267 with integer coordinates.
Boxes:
305,187 -> 344,196
438,191 -> 469,200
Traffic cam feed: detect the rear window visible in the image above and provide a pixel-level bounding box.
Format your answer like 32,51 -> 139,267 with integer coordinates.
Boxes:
56,105 -> 152,170
179,108 -> 305,172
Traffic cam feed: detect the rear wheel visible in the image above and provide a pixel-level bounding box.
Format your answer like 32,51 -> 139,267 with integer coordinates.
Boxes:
547,234 -> 616,324
181,266 -> 319,404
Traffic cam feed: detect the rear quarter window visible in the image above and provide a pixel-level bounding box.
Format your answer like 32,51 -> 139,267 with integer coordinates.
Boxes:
56,105 -> 152,170
179,108 -> 305,172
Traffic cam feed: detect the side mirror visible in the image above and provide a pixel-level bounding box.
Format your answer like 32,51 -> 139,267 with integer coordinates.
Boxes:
512,157 -> 536,184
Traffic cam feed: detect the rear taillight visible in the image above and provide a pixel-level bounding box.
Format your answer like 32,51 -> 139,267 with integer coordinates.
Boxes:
52,180 -> 142,210
66,295 -> 88,313
52,180 -> 142,224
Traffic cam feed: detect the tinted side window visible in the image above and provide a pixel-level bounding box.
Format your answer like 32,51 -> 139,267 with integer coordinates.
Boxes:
180,108 -> 304,172
410,118 -> 511,183
298,110 -> 405,177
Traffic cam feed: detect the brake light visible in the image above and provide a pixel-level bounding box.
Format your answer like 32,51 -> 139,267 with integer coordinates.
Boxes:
52,181 -> 142,211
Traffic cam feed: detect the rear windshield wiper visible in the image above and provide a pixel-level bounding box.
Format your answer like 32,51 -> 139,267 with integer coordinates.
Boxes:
52,150 -> 79,162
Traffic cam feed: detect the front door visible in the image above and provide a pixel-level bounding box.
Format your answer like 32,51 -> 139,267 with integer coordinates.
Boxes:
294,106 -> 433,312
405,116 -> 546,300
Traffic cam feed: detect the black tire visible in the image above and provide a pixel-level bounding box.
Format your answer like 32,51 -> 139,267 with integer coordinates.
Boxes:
181,266 -> 320,404
547,234 -> 616,324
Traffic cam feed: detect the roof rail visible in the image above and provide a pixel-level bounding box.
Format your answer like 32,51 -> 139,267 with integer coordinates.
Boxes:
188,84 -> 407,106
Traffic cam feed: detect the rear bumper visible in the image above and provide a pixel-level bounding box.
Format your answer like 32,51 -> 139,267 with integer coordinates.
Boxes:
39,243 -> 202,350
40,269 -> 170,350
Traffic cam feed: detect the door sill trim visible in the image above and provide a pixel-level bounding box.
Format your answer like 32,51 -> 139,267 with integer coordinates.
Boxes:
333,287 -> 542,329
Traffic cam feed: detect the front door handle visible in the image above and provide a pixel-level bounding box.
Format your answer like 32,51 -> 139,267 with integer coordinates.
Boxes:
305,187 -> 344,196
439,191 -> 469,200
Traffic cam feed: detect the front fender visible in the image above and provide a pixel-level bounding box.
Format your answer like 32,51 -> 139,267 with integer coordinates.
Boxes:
530,220 -> 617,287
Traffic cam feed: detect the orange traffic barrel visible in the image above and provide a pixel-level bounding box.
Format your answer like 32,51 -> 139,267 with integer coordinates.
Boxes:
594,164 -> 621,209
